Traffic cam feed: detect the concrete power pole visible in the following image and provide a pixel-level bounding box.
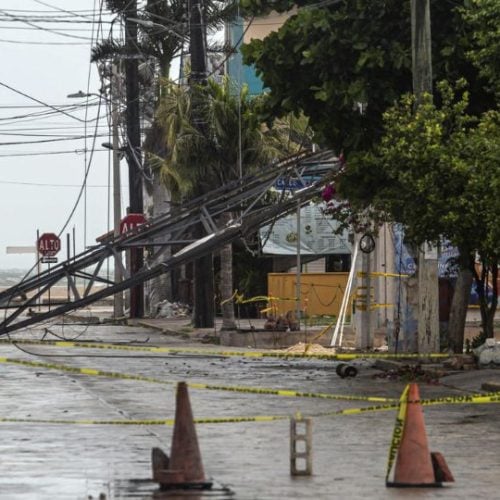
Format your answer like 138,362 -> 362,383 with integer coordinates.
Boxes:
411,0 -> 440,353
124,0 -> 144,318
188,0 -> 215,328
111,63 -> 124,318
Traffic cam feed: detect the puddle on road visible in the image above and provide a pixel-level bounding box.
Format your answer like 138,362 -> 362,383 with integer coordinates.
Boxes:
112,478 -> 235,499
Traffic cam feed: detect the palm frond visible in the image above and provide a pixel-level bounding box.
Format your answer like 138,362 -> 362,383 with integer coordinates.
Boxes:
91,40 -> 126,62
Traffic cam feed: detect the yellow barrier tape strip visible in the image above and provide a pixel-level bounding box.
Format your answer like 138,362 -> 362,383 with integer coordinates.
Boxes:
6,355 -> 498,407
335,353 -> 449,360
222,291 -> 303,306
0,339 -> 450,360
358,272 -> 410,279
1,393 -> 498,428
314,391 -> 500,419
0,357 -> 167,385
309,319 -> 337,344
385,384 -> 409,482
0,415 -> 289,426
0,357 -> 397,403
418,392 -> 500,406
188,381 -> 396,403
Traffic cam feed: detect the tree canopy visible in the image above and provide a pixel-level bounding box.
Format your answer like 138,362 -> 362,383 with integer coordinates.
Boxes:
241,0 -> 495,152
151,77 -> 290,197
462,0 -> 500,100
332,81 -> 499,338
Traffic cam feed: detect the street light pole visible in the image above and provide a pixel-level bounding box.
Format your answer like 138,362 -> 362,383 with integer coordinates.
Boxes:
68,86 -> 124,318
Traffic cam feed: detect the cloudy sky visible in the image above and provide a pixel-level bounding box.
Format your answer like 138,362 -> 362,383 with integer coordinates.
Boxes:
0,0 -> 126,269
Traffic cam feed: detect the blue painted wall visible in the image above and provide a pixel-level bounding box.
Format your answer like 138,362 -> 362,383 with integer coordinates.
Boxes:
226,18 -> 265,95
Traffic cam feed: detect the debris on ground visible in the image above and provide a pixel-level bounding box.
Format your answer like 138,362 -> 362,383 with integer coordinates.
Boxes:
155,300 -> 190,318
442,354 -> 477,371
264,310 -> 299,331
275,342 -> 336,355
473,339 -> 500,366
372,363 -> 442,384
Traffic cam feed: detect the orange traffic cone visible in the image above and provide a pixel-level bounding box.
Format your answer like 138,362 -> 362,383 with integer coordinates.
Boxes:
152,382 -> 212,490
387,383 -> 454,487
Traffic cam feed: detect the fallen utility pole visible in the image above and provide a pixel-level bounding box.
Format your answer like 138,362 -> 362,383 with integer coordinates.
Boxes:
0,151 -> 338,335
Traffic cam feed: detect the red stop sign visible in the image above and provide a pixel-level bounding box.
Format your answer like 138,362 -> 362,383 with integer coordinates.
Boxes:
38,233 -> 61,256
120,213 -> 146,235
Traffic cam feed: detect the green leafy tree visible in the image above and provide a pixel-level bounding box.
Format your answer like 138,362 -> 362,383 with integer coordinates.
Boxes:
240,0 -> 494,152
336,82 -> 499,347
462,0 -> 500,100
241,0 -> 499,348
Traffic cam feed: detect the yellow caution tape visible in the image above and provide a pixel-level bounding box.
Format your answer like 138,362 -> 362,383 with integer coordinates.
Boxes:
4,355 -> 498,408
188,381 -> 396,403
0,415 -> 289,426
0,357 -> 167,385
0,356 -> 396,403
0,339 -> 451,360
358,272 -> 410,279
385,384 -> 409,482
355,303 -> 394,311
315,392 -> 500,420
418,393 -> 500,406
308,319 -> 337,343
1,391 -> 498,428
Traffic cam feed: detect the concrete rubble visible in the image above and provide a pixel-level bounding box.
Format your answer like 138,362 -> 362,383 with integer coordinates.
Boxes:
473,338 -> 500,366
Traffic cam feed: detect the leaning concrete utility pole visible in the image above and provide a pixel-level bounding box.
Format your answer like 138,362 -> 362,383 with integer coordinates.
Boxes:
411,0 -> 439,353
124,0 -> 144,318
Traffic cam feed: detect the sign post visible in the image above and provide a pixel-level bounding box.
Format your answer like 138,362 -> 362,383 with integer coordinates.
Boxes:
37,232 -> 61,309
37,233 -> 61,263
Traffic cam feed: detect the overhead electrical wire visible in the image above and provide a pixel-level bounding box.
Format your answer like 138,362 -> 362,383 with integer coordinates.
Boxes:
0,180 -> 117,188
0,133 -> 108,147
0,10 -> 96,40
0,1 -> 116,321
0,131 -> 107,137
0,81 -> 88,123
0,149 -> 108,158
32,0 -> 108,21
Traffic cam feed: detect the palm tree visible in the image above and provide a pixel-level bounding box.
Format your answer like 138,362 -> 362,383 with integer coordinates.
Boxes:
92,0 -> 239,315
151,77 -> 311,328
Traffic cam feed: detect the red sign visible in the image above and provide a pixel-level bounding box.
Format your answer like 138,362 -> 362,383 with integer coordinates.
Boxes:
120,213 -> 146,235
38,233 -> 61,256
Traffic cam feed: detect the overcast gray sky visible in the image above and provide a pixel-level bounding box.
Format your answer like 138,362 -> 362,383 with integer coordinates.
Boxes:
0,0 -> 125,269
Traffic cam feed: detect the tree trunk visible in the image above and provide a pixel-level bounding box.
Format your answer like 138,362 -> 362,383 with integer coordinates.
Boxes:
219,212 -> 236,330
448,266 -> 473,353
143,122 -> 172,316
473,259 -> 498,339
220,242 -> 236,330
146,178 -> 172,316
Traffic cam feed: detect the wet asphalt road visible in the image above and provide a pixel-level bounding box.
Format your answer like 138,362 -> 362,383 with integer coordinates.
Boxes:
0,324 -> 499,499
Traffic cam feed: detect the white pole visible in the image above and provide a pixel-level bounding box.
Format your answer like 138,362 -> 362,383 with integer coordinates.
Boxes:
296,200 -> 301,328
331,243 -> 358,347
